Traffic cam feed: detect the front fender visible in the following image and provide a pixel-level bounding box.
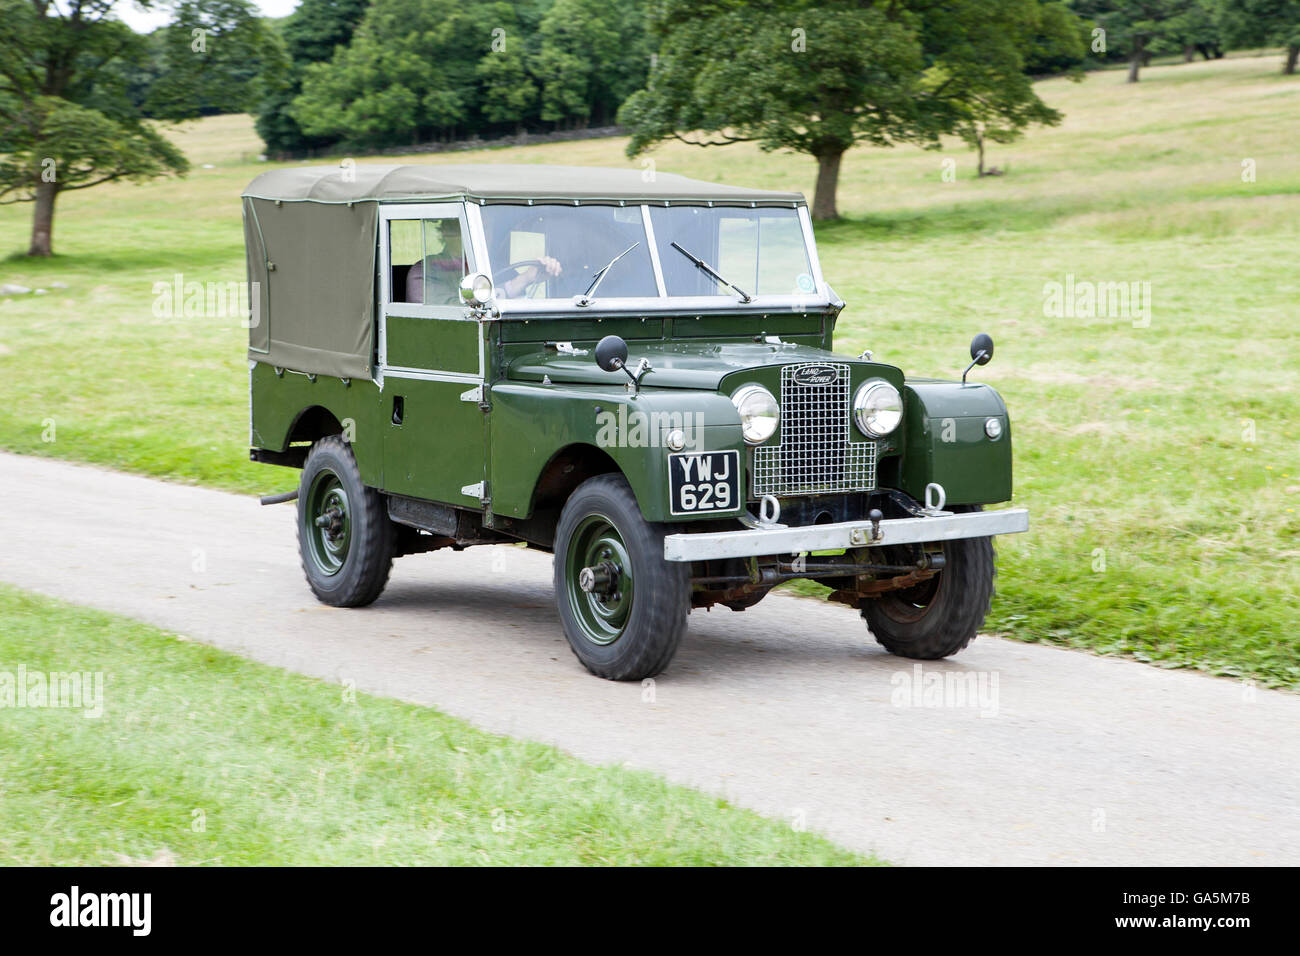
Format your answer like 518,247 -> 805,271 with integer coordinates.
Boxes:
896,381 -> 1013,505
488,384 -> 745,522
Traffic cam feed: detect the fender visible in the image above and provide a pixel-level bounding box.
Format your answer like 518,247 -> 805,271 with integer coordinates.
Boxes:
896,381 -> 1012,505
488,383 -> 744,523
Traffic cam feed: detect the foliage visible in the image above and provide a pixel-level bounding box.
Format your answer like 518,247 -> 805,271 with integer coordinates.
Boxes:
290,0 -> 487,147
145,0 -> 282,120
0,96 -> 186,199
1219,0 -> 1300,72
620,0 -> 1080,217
282,0 -> 648,153
255,0 -> 371,155
0,0 -> 189,254
1072,1 -> 1196,79
535,0 -> 649,127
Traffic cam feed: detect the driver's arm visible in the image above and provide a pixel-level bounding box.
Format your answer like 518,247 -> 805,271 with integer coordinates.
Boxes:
503,255 -> 563,297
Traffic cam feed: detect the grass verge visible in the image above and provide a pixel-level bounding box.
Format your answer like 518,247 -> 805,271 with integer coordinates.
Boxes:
0,585 -> 873,865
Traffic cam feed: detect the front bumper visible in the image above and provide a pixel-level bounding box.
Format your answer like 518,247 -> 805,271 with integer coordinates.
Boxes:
662,508 -> 1029,562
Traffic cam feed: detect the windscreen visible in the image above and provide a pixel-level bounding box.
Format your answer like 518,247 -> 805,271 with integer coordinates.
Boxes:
480,205 -> 658,300
649,206 -> 814,298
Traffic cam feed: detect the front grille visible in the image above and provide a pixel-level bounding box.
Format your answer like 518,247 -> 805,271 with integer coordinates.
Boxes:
751,363 -> 877,497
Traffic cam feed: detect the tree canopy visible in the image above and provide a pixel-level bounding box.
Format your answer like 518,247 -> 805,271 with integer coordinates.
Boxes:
0,0 -> 189,256
620,0 -> 1081,219
1219,0 -> 1300,73
278,0 -> 649,155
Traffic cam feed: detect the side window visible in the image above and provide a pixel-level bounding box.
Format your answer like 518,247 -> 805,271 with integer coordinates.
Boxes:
388,216 -> 473,306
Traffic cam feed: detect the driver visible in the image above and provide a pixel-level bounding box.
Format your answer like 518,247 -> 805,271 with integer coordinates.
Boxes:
501,255 -> 563,298
406,227 -> 468,305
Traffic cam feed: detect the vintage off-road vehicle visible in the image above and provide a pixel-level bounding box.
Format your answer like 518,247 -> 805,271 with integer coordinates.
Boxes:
242,164 -> 1027,680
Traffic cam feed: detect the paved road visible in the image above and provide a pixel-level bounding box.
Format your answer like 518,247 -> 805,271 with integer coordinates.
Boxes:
2,451 -> 1296,865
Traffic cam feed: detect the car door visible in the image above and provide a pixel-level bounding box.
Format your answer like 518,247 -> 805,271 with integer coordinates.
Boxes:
378,203 -> 489,509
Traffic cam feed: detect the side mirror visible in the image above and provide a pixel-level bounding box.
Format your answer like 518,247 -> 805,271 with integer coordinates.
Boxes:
594,335 -> 629,373
962,333 -> 994,384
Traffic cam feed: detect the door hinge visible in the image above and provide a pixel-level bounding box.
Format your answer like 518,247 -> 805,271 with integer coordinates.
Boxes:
460,384 -> 491,412
461,481 -> 488,502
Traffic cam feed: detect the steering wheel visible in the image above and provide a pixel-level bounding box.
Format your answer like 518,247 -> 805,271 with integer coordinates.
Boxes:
492,259 -> 545,287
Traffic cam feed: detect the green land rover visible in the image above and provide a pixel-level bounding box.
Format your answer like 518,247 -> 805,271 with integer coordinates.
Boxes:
242,163 -> 1028,680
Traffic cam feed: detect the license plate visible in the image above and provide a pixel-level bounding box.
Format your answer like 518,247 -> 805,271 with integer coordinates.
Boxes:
668,450 -> 740,516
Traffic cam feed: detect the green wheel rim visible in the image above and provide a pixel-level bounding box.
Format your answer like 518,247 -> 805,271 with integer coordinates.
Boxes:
303,470 -> 351,576
565,513 -> 635,646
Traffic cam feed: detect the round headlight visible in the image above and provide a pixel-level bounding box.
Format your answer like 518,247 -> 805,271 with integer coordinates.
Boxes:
731,384 -> 779,444
854,379 -> 903,438
459,272 -> 494,306
984,417 -> 1003,440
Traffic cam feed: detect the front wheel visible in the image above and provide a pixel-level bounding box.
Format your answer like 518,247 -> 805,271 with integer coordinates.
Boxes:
297,436 -> 396,607
553,474 -> 689,680
860,505 -> 996,659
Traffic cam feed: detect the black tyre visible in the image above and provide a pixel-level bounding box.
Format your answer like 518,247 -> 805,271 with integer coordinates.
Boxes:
860,504 -> 995,659
297,436 -> 396,607
553,474 -> 690,680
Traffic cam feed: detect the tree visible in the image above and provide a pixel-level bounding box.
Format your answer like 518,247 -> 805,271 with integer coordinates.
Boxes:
146,0 -> 280,119
0,1 -> 189,256
1160,0 -> 1222,62
621,0 -> 1078,220
255,0 -> 370,156
949,1 -> 1083,176
1220,0 -> 1300,74
476,46 -> 538,133
290,0 -> 500,148
1075,1 -> 1195,82
474,0 -> 551,135
536,0 -> 649,128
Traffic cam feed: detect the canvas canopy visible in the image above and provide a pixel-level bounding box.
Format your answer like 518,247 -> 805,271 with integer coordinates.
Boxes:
242,163 -> 806,206
242,164 -> 807,378
243,195 -> 378,378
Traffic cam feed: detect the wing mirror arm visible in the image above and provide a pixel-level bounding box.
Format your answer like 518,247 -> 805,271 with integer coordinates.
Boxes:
594,334 -> 651,395
962,332 -> 995,384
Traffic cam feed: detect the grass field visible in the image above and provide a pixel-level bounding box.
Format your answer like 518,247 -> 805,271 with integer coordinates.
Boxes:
1,54 -> 1297,687
0,586 -> 870,865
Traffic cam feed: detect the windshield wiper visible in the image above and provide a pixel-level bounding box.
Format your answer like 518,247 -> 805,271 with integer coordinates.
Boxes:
669,241 -> 752,303
575,242 -> 639,305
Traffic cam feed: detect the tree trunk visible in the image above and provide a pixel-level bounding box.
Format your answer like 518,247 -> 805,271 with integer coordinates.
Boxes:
976,133 -> 985,177
1128,37 -> 1145,83
28,181 -> 56,257
812,150 -> 843,221
1183,44 -> 1195,63
1286,44 -> 1299,75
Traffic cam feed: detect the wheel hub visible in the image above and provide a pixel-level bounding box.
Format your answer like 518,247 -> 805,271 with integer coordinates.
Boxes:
303,473 -> 351,577
579,560 -> 620,596
565,516 -> 634,646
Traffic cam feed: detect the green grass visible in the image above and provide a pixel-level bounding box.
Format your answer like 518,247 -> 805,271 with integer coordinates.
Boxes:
1,56 -> 1297,687
0,585 -> 871,865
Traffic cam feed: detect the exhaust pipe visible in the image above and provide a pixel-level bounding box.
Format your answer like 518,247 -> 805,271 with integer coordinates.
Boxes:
259,489 -> 299,506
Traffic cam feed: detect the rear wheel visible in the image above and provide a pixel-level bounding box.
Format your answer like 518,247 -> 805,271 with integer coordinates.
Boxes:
554,474 -> 689,680
860,504 -> 995,659
298,436 -> 396,607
